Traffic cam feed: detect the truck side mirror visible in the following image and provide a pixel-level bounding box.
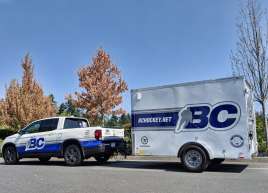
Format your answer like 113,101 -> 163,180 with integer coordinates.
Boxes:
18,129 -> 24,135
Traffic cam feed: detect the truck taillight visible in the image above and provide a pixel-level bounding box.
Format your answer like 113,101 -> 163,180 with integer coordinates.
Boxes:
95,130 -> 102,140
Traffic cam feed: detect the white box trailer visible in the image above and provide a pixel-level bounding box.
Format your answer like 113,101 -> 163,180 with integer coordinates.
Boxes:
131,76 -> 257,172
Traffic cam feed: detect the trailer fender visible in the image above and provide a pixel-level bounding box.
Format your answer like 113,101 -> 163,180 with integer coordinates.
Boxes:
178,141 -> 214,160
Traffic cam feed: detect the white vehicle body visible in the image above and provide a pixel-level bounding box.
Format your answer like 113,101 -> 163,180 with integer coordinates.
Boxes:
131,77 -> 257,161
1,117 -> 124,164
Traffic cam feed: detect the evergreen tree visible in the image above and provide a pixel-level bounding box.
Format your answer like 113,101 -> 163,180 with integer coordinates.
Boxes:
58,98 -> 81,117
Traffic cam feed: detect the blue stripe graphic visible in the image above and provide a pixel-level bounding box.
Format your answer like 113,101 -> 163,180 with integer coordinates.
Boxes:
80,140 -> 102,148
16,140 -> 101,155
132,112 -> 179,127
17,143 -> 61,155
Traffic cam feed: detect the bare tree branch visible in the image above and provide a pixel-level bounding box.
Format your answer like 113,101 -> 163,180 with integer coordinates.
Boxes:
231,0 -> 268,147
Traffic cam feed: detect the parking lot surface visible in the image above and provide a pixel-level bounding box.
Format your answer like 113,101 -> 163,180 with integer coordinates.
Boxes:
1,158 -> 268,193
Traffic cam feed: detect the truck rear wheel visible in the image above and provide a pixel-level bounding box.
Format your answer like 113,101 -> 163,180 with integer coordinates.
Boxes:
64,144 -> 82,166
94,154 -> 111,164
3,145 -> 18,165
181,145 -> 208,172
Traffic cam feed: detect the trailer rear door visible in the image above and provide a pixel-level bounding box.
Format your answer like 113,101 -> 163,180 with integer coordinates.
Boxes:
245,82 -> 258,155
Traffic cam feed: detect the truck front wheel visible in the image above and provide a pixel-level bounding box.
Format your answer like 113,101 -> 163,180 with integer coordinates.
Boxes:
181,145 -> 209,172
3,145 -> 18,165
94,154 -> 111,164
64,144 -> 83,166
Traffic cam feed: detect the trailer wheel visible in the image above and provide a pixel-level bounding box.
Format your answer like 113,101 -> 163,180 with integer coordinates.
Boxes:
181,145 -> 208,172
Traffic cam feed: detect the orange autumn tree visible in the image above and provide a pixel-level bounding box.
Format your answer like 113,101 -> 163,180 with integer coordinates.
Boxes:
0,54 -> 56,130
71,48 -> 128,125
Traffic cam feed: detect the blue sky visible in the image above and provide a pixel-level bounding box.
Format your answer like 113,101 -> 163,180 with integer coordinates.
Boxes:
0,0 -> 268,112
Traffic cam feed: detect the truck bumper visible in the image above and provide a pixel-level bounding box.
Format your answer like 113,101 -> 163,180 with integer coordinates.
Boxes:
82,138 -> 126,158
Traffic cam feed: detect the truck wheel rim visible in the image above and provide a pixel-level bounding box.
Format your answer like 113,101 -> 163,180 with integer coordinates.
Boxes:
184,150 -> 202,168
66,147 -> 79,163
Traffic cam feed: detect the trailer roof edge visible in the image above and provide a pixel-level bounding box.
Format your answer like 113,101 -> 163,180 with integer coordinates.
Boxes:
131,76 -> 245,92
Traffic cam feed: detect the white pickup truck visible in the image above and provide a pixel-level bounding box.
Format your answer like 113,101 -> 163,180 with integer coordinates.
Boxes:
1,116 -> 125,166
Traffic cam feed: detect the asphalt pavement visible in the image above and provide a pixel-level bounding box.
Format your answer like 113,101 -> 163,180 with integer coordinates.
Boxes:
0,158 -> 268,193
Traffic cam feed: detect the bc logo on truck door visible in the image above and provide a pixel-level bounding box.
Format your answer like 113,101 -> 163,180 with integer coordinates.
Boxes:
175,102 -> 241,132
25,137 -> 45,151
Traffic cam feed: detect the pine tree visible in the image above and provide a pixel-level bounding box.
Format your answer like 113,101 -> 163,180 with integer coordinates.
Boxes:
105,114 -> 119,127
58,98 -> 81,117
119,113 -> 131,126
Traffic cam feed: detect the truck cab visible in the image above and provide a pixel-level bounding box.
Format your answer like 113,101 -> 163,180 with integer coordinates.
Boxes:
1,117 -> 125,166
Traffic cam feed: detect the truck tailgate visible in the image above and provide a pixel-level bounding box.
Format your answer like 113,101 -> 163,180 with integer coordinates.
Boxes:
102,128 -> 124,138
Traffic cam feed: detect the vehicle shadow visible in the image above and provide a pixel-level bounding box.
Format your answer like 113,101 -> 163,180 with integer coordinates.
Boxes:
206,163 -> 248,173
0,159 -> 248,173
101,161 -> 248,173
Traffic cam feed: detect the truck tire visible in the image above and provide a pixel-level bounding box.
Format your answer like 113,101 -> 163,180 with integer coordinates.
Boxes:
64,144 -> 83,166
38,157 -> 51,163
3,145 -> 18,165
94,154 -> 111,164
181,145 -> 209,172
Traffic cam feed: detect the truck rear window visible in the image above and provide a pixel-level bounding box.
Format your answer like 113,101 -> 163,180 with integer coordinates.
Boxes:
63,118 -> 89,129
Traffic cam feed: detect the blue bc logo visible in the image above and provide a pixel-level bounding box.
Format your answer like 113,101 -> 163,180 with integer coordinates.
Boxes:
176,102 -> 240,132
131,101 -> 241,131
25,137 -> 45,151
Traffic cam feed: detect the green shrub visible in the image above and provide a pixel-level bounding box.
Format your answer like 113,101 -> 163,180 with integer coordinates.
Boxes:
123,123 -> 132,155
256,114 -> 268,153
0,128 -> 16,139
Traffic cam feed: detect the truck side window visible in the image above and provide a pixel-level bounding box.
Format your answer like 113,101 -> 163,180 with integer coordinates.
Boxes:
39,118 -> 59,132
64,118 -> 89,129
23,121 -> 41,134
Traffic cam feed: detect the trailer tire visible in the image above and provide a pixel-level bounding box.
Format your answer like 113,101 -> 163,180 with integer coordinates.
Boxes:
181,145 -> 209,172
